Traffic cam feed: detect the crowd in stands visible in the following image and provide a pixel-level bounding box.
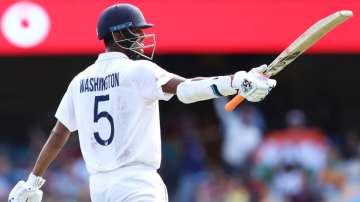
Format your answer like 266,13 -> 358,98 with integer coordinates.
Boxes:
1,98 -> 360,202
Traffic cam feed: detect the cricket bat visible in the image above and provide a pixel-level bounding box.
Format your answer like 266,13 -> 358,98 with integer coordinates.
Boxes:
225,10 -> 353,112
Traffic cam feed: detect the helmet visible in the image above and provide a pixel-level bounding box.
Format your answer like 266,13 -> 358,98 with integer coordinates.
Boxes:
97,3 -> 156,60
97,3 -> 153,40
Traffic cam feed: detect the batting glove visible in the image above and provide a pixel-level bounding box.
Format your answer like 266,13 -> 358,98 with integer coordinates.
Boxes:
8,173 -> 45,202
232,64 -> 276,102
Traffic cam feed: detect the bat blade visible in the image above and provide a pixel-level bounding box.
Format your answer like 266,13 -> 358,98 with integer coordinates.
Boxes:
225,10 -> 353,112
262,10 -> 353,77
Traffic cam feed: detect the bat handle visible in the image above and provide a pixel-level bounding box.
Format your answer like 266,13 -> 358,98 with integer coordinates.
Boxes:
225,69 -> 271,112
225,95 -> 245,112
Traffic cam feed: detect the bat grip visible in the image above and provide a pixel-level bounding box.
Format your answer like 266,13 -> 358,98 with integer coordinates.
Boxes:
225,70 -> 270,112
224,95 -> 245,112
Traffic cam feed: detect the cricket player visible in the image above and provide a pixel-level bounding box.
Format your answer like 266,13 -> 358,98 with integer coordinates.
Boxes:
8,3 -> 276,202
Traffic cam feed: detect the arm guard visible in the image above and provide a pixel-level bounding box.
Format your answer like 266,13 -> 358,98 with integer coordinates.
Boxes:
176,76 -> 237,104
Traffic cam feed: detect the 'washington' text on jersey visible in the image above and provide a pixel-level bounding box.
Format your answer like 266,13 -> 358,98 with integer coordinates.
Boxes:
80,73 -> 120,93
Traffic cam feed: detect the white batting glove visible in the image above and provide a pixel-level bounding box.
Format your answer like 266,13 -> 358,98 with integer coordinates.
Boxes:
232,64 -> 276,102
8,173 -> 45,202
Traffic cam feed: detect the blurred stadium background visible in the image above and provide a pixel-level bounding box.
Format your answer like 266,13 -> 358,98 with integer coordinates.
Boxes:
1,1 -> 360,202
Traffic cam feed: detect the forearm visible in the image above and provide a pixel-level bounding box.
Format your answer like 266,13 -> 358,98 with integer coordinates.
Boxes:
162,74 -> 238,104
8,124 -> 69,202
162,75 -> 235,94
176,75 -> 237,103
32,123 -> 70,176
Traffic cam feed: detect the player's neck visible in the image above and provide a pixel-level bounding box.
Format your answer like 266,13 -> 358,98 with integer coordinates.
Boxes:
105,43 -> 127,54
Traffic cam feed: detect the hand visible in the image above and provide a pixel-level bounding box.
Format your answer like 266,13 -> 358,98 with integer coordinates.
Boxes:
232,64 -> 276,102
8,173 -> 45,202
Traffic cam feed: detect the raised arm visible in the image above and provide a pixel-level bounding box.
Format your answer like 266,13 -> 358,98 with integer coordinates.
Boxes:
162,65 -> 276,105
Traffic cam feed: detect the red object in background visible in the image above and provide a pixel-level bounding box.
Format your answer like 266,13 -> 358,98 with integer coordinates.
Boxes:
0,0 -> 359,56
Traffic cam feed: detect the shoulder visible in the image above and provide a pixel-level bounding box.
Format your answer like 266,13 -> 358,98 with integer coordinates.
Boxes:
70,71 -> 85,87
128,60 -> 160,78
71,63 -> 98,84
135,59 -> 159,67
132,59 -> 161,72
65,67 -> 90,93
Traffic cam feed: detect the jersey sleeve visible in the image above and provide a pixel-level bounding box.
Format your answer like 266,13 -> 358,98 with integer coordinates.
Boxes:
131,60 -> 175,101
55,80 -> 77,132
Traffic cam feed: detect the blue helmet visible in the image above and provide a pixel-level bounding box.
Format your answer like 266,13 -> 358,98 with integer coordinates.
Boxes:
97,3 -> 153,40
97,4 -> 156,60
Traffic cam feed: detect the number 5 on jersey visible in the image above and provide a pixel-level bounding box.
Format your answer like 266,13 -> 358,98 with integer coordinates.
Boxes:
93,95 -> 114,146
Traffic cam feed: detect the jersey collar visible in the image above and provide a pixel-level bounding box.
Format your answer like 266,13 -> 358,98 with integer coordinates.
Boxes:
96,52 -> 129,63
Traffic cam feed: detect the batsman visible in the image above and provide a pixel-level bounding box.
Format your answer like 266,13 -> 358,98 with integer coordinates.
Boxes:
8,3 -> 276,202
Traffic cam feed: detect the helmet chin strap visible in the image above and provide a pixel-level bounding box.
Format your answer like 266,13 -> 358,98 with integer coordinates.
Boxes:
111,29 -> 156,60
